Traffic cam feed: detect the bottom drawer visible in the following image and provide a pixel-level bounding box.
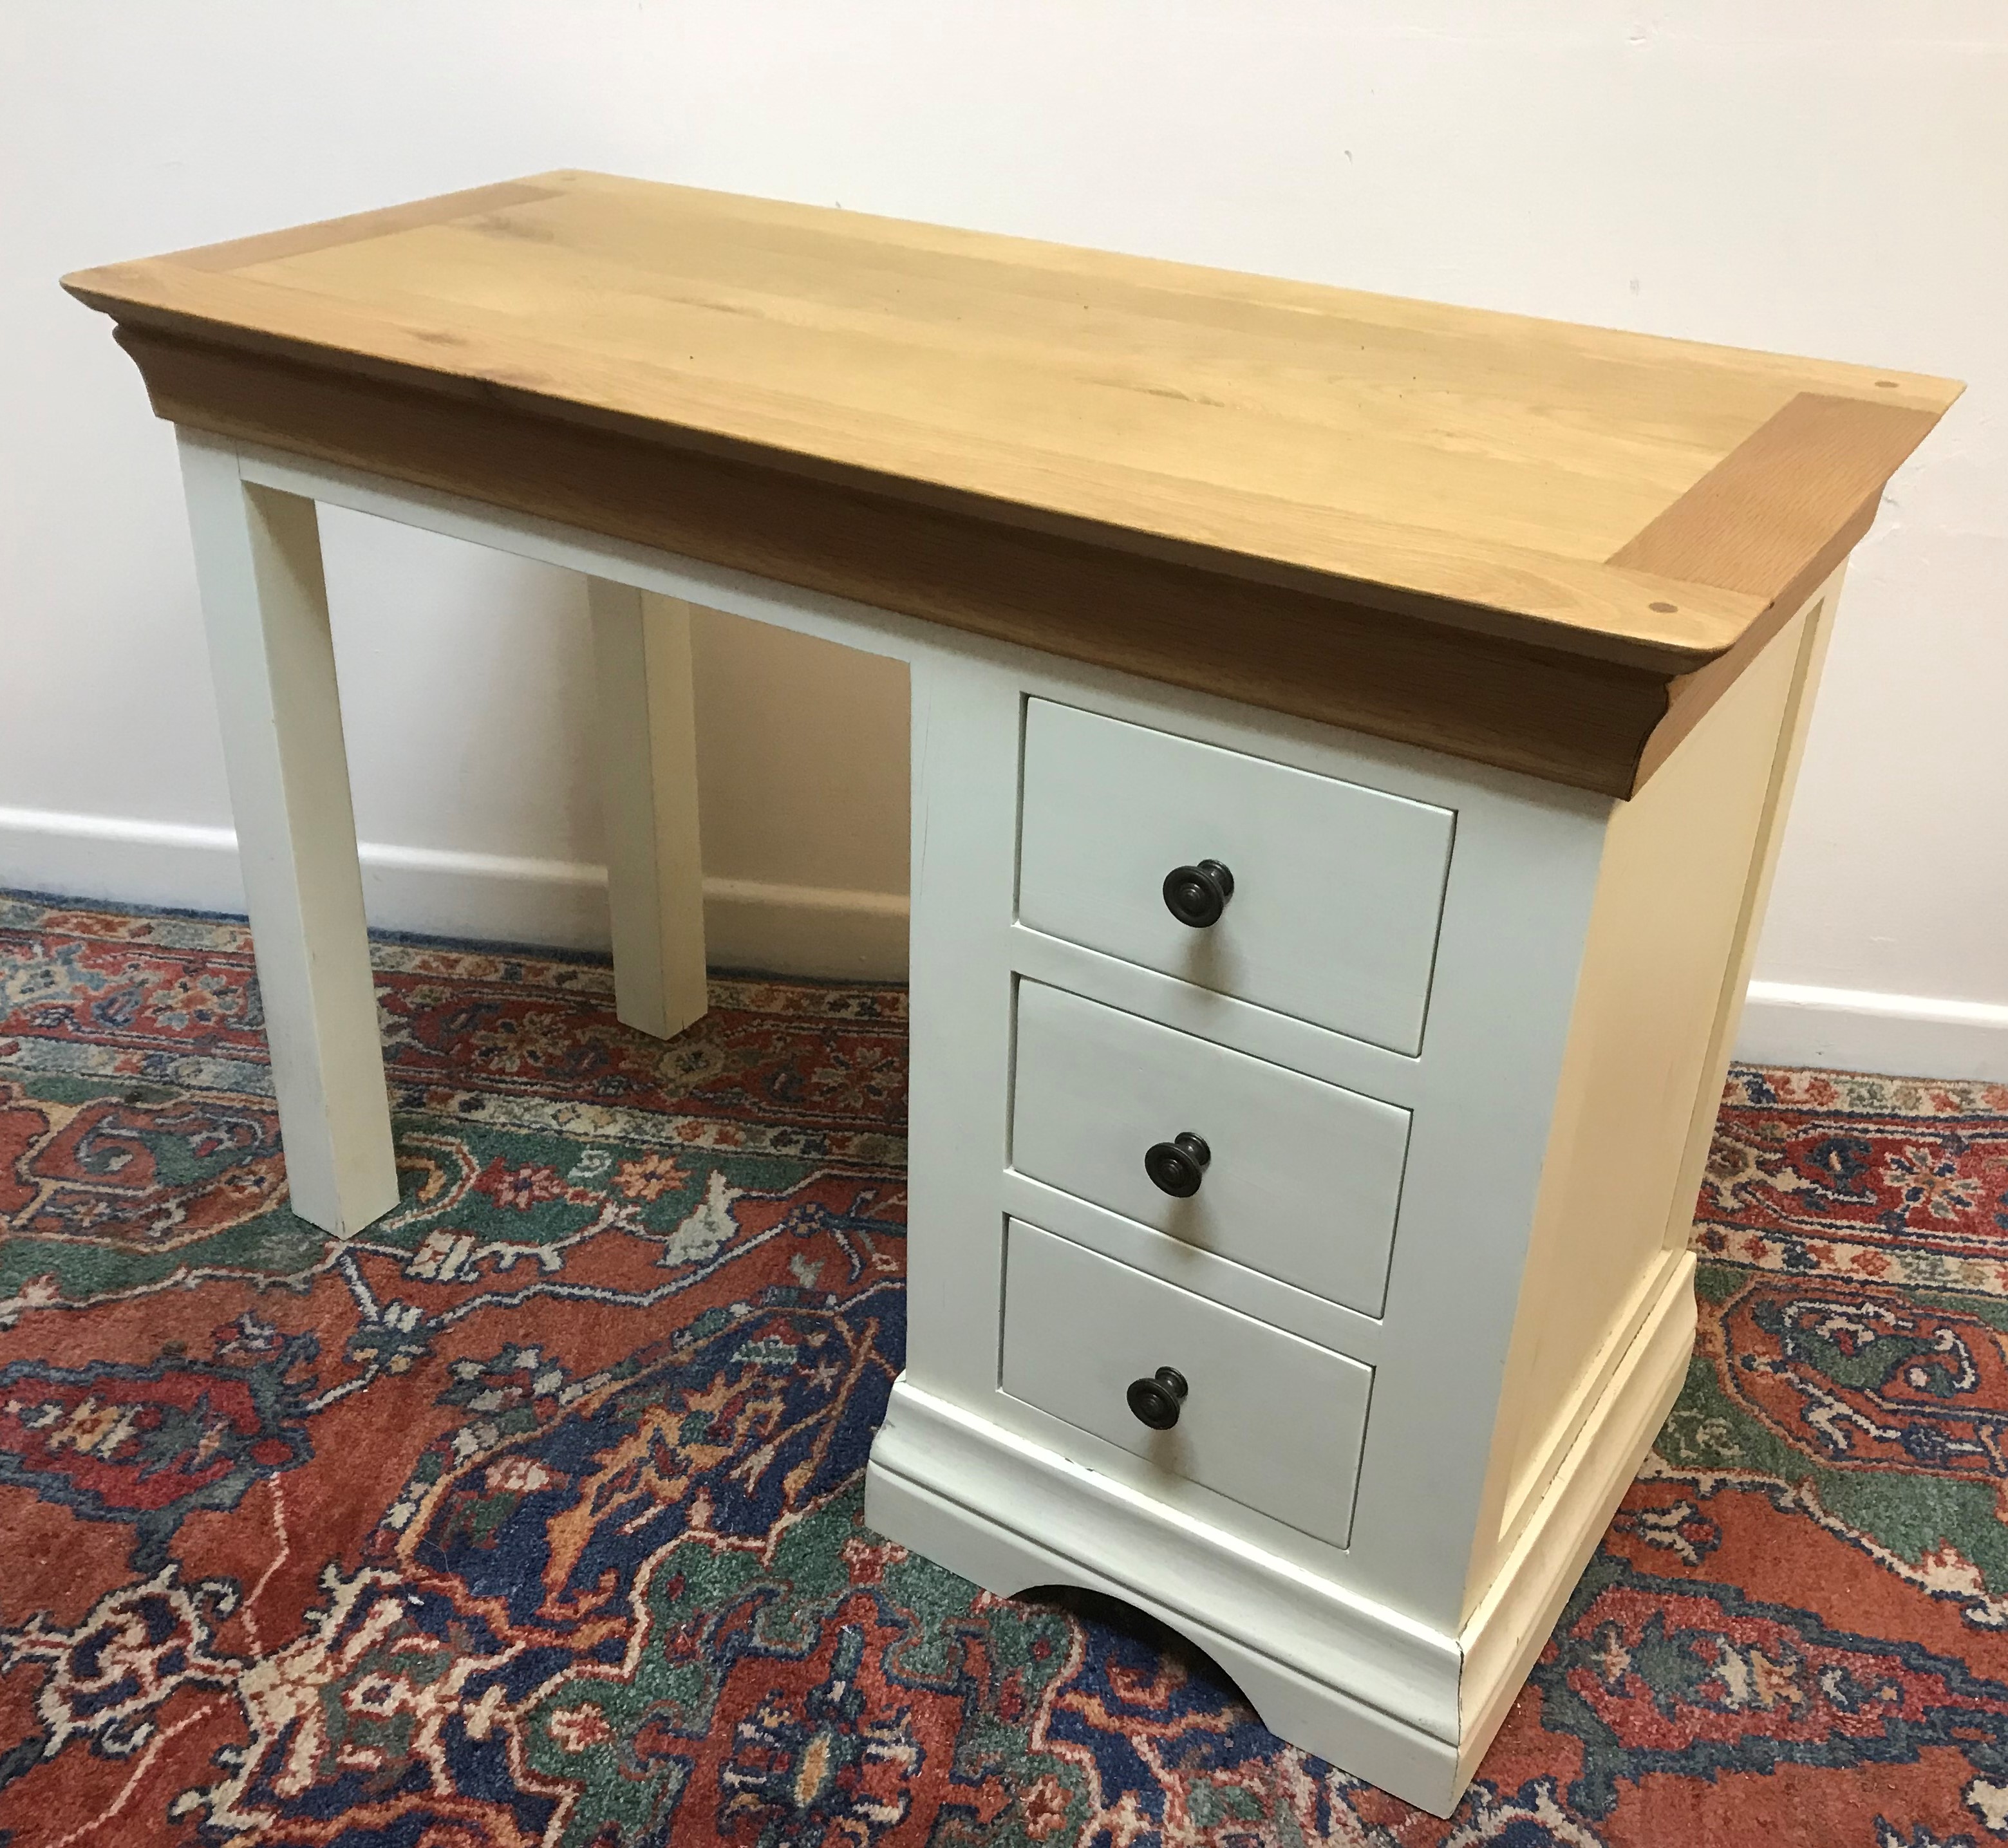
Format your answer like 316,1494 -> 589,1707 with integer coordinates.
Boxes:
1000,1219 -> 1373,1547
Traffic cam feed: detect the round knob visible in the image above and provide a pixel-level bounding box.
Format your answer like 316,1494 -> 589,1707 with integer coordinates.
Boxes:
1162,859 -> 1235,928
1126,1367 -> 1189,1430
1144,1131 -> 1211,1199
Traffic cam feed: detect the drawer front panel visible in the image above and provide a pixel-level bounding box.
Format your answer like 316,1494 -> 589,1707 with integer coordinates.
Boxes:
1011,980 -> 1410,1314
1018,700 -> 1454,1055
1002,1220 -> 1373,1547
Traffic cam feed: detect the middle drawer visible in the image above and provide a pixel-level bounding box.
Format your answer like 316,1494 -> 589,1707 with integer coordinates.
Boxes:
1011,980 -> 1411,1316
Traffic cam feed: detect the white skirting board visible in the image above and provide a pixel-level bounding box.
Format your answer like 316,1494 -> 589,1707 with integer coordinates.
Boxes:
0,804 -> 908,980
1738,979 -> 2008,1084
3,803 -> 2003,1077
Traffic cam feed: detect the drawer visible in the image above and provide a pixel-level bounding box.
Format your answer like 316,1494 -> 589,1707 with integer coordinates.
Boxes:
1011,980 -> 1409,1314
1001,1220 -> 1373,1546
1018,700 -> 1454,1054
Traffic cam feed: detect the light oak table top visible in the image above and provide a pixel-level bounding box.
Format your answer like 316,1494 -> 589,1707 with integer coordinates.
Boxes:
66,171 -> 1960,795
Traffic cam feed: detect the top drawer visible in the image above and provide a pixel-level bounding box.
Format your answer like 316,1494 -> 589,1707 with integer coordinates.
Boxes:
1018,701 -> 1454,1054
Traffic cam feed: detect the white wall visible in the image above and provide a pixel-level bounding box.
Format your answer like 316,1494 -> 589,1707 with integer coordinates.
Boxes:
3,3 -> 2004,1071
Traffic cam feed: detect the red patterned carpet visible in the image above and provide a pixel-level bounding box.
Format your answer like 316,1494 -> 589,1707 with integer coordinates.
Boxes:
4,891 -> 2008,1847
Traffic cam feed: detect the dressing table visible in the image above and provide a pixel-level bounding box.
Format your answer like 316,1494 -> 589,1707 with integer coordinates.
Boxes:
65,174 -> 1958,1812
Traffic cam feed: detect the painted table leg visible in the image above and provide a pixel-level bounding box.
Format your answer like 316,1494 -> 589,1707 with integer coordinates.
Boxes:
587,581 -> 708,1038
176,430 -> 399,1237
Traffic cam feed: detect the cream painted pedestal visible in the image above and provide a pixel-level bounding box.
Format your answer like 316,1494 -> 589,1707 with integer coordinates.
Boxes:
864,573 -> 1838,1815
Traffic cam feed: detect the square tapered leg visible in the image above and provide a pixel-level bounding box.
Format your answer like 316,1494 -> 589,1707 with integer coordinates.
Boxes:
587,580 -> 708,1040
178,430 -> 397,1237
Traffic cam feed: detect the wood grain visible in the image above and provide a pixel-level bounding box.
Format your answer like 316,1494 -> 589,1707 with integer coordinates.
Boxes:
74,250 -> 1765,665
1618,394 -> 1930,783
1608,391 -> 1939,597
65,173 -> 1959,787
165,181 -> 566,274
66,174 -> 1958,644
119,326 -> 1681,796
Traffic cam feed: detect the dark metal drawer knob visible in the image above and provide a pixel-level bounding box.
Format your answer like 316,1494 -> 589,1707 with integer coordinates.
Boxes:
1162,859 -> 1235,928
1126,1366 -> 1188,1430
1145,1131 -> 1211,1199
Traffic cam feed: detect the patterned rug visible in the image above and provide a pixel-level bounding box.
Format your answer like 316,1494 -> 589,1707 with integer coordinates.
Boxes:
4,891 -> 2008,1847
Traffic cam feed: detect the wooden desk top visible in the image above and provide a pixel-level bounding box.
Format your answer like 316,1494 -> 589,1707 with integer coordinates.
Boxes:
66,171 -> 1960,795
